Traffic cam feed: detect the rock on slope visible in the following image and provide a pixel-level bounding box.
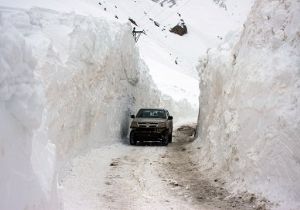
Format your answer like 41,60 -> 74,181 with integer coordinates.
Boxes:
196,0 -> 300,209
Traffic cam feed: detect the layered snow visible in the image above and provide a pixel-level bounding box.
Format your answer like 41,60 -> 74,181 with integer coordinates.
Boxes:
0,14 -> 59,210
2,7 -> 160,159
0,5 -> 161,209
28,9 -> 160,160
196,0 -> 300,209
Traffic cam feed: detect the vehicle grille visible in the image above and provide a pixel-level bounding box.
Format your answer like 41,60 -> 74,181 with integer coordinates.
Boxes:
136,128 -> 157,132
138,122 -> 158,128
135,127 -> 165,134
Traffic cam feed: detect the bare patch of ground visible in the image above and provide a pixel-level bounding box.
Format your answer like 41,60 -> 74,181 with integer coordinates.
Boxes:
161,125 -> 271,210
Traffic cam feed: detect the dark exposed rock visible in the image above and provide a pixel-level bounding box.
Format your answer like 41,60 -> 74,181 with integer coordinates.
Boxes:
109,161 -> 118,166
128,18 -> 138,26
154,21 -> 160,27
170,19 -> 187,36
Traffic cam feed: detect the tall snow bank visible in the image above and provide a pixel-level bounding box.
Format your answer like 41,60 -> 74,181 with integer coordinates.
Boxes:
1,7 -> 160,161
196,0 -> 300,209
0,13 -> 59,210
0,6 -> 161,208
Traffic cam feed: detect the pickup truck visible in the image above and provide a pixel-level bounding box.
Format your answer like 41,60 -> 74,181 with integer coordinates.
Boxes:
129,108 -> 173,146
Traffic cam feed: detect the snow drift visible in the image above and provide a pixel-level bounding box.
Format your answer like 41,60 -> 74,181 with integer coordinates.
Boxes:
196,0 -> 300,209
0,6 -> 160,209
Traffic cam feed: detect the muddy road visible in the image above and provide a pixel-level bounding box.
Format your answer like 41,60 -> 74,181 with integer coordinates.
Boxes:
62,125 -> 266,210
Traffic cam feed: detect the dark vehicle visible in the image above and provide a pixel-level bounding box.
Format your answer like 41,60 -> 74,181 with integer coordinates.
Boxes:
129,108 -> 173,146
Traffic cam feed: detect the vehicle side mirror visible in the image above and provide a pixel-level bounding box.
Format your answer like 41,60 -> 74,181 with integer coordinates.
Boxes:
130,114 -> 135,118
168,116 -> 173,120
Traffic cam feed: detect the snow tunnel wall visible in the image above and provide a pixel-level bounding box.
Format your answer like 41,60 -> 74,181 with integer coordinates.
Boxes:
25,8 -> 161,160
0,11 -> 60,210
0,7 -> 160,209
13,7 -> 160,161
196,0 -> 300,208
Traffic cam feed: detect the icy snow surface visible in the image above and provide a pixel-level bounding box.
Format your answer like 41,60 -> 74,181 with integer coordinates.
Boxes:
195,0 -> 300,209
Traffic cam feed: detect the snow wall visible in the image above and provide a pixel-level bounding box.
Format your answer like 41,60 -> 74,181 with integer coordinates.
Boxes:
196,0 -> 300,209
0,7 -> 160,209
25,8 -> 160,161
0,9 -> 59,210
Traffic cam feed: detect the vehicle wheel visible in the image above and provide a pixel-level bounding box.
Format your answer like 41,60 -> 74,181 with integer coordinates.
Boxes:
162,136 -> 169,146
129,131 -> 136,145
168,134 -> 172,143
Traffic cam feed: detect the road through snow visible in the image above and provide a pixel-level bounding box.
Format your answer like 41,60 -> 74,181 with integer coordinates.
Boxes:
61,126 -> 262,210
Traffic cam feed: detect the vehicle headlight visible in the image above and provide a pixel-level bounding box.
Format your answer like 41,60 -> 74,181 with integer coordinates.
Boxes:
130,121 -> 138,128
158,122 -> 166,128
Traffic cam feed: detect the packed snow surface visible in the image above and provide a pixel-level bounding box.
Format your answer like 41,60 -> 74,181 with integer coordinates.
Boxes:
62,126 -> 262,210
196,0 -> 300,209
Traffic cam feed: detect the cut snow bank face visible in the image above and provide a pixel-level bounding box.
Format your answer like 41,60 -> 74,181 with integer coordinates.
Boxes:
0,13 -> 59,210
0,6 -> 161,209
32,9 -> 161,160
0,7 -> 160,161
196,0 -> 300,209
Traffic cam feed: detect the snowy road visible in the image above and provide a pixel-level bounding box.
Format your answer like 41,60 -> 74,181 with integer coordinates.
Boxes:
61,126 -> 257,210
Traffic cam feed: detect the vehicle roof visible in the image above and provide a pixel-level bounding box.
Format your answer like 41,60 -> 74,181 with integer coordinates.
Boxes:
138,108 -> 167,111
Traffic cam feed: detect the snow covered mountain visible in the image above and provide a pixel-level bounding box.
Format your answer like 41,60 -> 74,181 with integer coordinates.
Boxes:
94,0 -> 253,103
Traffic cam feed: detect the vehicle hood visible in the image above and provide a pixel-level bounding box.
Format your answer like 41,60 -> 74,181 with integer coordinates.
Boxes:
134,118 -> 167,123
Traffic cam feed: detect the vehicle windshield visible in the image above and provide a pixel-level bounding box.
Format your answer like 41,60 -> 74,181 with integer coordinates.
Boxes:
136,109 -> 166,119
